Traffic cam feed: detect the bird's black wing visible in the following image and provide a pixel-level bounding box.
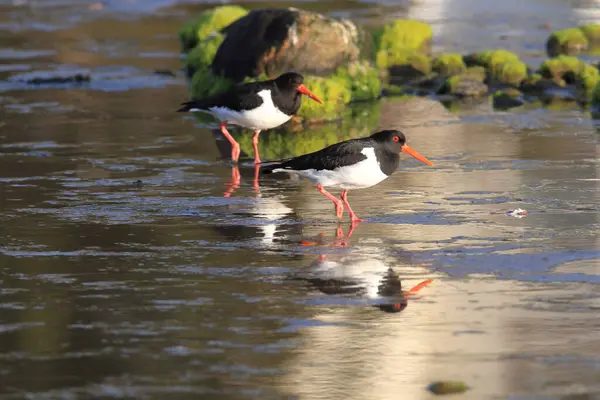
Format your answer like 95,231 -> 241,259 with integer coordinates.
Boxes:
177,81 -> 268,112
262,139 -> 371,173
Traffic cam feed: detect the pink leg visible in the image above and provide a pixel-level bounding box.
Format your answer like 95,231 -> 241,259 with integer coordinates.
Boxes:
252,130 -> 261,164
340,190 -> 366,223
317,184 -> 343,220
220,122 -> 240,163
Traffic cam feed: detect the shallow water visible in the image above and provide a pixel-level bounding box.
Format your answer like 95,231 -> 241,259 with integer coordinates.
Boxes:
1,1 -> 600,399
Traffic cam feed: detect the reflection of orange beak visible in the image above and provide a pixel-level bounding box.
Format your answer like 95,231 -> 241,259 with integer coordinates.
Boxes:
401,144 -> 435,166
297,84 -> 323,104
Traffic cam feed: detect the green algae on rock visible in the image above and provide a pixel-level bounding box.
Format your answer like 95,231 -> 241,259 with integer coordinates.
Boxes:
432,53 -> 466,76
374,20 -> 433,55
374,20 -> 433,81
335,61 -> 381,101
190,67 -> 235,99
438,66 -> 487,98
580,24 -> 600,45
546,27 -> 588,57
184,33 -> 224,77
539,55 -> 586,81
179,5 -> 248,53
464,50 -> 527,85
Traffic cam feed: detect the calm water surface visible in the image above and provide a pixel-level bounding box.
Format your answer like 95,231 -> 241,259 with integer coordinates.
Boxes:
0,1 -> 599,399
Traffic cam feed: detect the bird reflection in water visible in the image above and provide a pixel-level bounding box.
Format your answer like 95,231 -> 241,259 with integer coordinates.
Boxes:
297,224 -> 433,313
223,164 -> 260,198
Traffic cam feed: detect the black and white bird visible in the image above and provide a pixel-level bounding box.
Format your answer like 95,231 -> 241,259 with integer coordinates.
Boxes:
178,72 -> 323,165
262,130 -> 434,223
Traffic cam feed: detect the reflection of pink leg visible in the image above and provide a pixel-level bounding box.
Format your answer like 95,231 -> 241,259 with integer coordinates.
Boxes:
317,184 -> 343,220
252,164 -> 260,193
223,166 -> 241,198
340,190 -> 366,223
252,130 -> 261,164
220,122 -> 240,163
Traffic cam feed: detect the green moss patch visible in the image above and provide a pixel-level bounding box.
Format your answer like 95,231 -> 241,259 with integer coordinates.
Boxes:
432,53 -> 466,76
464,50 -> 526,85
179,5 -> 248,53
374,20 -> 433,54
184,33 -> 224,77
539,55 -> 586,81
546,27 -> 589,57
299,75 -> 352,122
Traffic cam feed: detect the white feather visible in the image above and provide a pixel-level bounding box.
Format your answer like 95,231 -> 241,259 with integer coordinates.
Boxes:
207,89 -> 291,130
274,147 -> 390,190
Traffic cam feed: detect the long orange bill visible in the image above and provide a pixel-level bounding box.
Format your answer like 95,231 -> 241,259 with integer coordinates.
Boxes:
297,84 -> 323,104
404,279 -> 433,298
401,144 -> 435,166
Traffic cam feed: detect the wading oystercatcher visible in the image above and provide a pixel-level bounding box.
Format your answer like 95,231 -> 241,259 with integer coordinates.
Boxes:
178,72 -> 323,164
262,130 -> 434,223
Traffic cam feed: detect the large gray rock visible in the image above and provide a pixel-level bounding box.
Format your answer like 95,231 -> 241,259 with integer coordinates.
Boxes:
212,7 -> 372,82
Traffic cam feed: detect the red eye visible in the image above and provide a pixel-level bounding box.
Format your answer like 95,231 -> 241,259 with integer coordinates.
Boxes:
393,136 -> 399,142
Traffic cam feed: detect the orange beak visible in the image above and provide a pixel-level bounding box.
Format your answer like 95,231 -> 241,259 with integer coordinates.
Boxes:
401,144 -> 435,166
297,84 -> 323,104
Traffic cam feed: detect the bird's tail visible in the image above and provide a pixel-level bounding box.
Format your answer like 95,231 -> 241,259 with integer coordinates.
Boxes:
177,101 -> 201,112
260,163 -> 282,175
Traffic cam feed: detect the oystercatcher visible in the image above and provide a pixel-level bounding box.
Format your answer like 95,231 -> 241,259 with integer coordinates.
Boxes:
178,72 -> 323,164
262,130 -> 434,223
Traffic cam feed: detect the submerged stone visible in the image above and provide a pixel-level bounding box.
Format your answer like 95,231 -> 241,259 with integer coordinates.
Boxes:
493,88 -> 525,110
428,381 -> 469,395
178,5 -> 248,53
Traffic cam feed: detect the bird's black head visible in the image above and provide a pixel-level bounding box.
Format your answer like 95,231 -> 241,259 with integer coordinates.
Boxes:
274,72 -> 323,104
371,130 -> 406,153
370,130 -> 434,166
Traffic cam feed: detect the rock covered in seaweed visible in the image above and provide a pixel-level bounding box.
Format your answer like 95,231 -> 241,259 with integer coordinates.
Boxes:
546,24 -> 600,56
464,49 -> 527,86
438,66 -> 488,98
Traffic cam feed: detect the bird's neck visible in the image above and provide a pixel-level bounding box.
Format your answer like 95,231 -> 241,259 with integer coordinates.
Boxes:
272,88 -> 301,116
375,149 -> 400,176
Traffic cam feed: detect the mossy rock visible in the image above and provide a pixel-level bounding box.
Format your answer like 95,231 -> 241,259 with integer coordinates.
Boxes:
580,24 -> 600,45
493,88 -> 525,110
438,66 -> 487,97
335,61 -> 382,101
179,5 -> 248,53
299,75 -> 352,122
374,19 -> 433,54
432,53 -> 466,76
497,61 -> 527,86
578,64 -> 600,95
374,20 -> 432,80
546,27 -> 588,57
184,33 -> 224,77
190,67 -> 235,99
539,55 -> 586,82
380,50 -> 431,83
439,75 -> 487,98
464,50 -> 526,85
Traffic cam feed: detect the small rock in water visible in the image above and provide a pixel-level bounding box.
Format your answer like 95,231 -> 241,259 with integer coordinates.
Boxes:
507,208 -> 527,218
153,69 -> 176,77
428,381 -> 469,395
26,73 -> 91,85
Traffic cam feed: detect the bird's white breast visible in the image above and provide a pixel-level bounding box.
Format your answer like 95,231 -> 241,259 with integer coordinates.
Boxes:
209,89 -> 292,130
278,147 -> 390,190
